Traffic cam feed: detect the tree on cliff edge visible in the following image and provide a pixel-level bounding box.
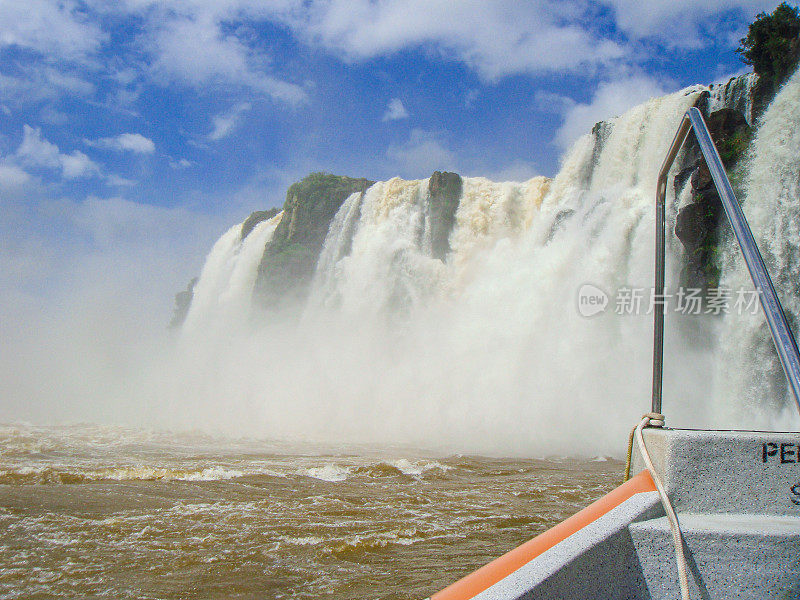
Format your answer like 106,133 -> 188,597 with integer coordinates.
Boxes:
737,2 -> 800,87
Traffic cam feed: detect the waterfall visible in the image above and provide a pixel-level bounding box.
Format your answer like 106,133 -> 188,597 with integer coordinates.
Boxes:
708,73 -> 757,125
182,212 -> 283,337
714,69 -> 800,429
309,176 -> 552,317
309,178 -> 439,316
173,72 -> 800,454
312,190 -> 366,308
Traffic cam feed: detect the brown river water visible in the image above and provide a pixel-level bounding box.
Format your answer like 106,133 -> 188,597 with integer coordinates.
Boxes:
0,424 -> 622,599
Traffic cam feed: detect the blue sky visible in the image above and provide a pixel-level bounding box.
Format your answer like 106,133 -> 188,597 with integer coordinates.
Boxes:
0,0 -> 783,330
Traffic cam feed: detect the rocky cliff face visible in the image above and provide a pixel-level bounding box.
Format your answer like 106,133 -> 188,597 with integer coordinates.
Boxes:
241,208 -> 281,240
170,171 -> 470,324
675,105 -> 752,290
427,171 -> 462,261
253,173 -> 375,309
169,277 -> 198,328
671,55 -> 799,292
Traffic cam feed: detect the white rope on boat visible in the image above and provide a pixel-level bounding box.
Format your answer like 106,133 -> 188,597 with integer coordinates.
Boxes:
634,413 -> 691,600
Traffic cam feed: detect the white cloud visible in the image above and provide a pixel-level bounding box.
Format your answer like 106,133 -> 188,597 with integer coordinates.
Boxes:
148,12 -> 306,103
269,0 -> 781,79
464,88 -> 479,108
93,133 -> 156,154
39,106 -> 70,125
0,1 -> 306,106
0,164 -> 31,189
60,150 -> 98,179
534,90 -> 578,114
0,66 -> 95,106
170,157 -> 193,169
550,76 -> 669,150
0,0 -> 775,114
209,102 -> 252,141
278,0 -> 624,80
604,0 -> 777,47
16,125 -> 62,169
105,174 -> 137,187
0,0 -> 106,61
386,129 -> 456,177
382,98 -> 409,121
15,125 -> 100,179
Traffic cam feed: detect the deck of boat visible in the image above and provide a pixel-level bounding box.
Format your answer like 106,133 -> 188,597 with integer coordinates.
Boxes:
433,428 -> 800,600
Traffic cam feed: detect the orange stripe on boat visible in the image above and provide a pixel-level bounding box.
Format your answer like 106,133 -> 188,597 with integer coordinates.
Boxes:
431,469 -> 656,600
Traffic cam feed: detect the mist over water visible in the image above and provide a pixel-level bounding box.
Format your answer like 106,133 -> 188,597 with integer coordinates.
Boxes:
4,73 -> 800,457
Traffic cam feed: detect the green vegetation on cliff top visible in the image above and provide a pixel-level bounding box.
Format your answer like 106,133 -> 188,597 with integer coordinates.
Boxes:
737,2 -> 800,113
241,208 -> 281,240
738,2 -> 800,85
254,172 -> 374,308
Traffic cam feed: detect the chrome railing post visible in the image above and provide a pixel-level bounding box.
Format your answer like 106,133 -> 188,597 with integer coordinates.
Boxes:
653,107 -> 800,417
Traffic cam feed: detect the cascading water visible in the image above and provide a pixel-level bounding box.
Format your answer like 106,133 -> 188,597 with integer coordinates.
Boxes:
309,176 -> 552,317
449,176 -> 551,277
708,73 -> 757,125
309,178 -> 442,316
715,68 -> 800,429
182,212 -> 283,337
175,72 -> 799,455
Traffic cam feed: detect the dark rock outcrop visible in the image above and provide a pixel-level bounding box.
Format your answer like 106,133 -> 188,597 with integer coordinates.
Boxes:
254,172 -> 374,309
241,208 -> 281,240
675,107 -> 752,290
590,120 -> 614,175
169,277 -> 198,328
547,209 -> 575,242
705,109 -> 750,162
672,4 -> 800,297
427,171 -> 462,260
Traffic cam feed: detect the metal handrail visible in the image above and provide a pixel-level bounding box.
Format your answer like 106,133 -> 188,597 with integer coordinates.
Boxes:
653,107 -> 800,417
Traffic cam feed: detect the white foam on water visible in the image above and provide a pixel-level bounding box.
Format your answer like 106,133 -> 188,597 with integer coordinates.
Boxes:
300,465 -> 351,482
391,459 -> 451,476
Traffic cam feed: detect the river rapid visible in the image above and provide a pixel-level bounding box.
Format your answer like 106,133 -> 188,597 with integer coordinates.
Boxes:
0,424 -> 620,599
